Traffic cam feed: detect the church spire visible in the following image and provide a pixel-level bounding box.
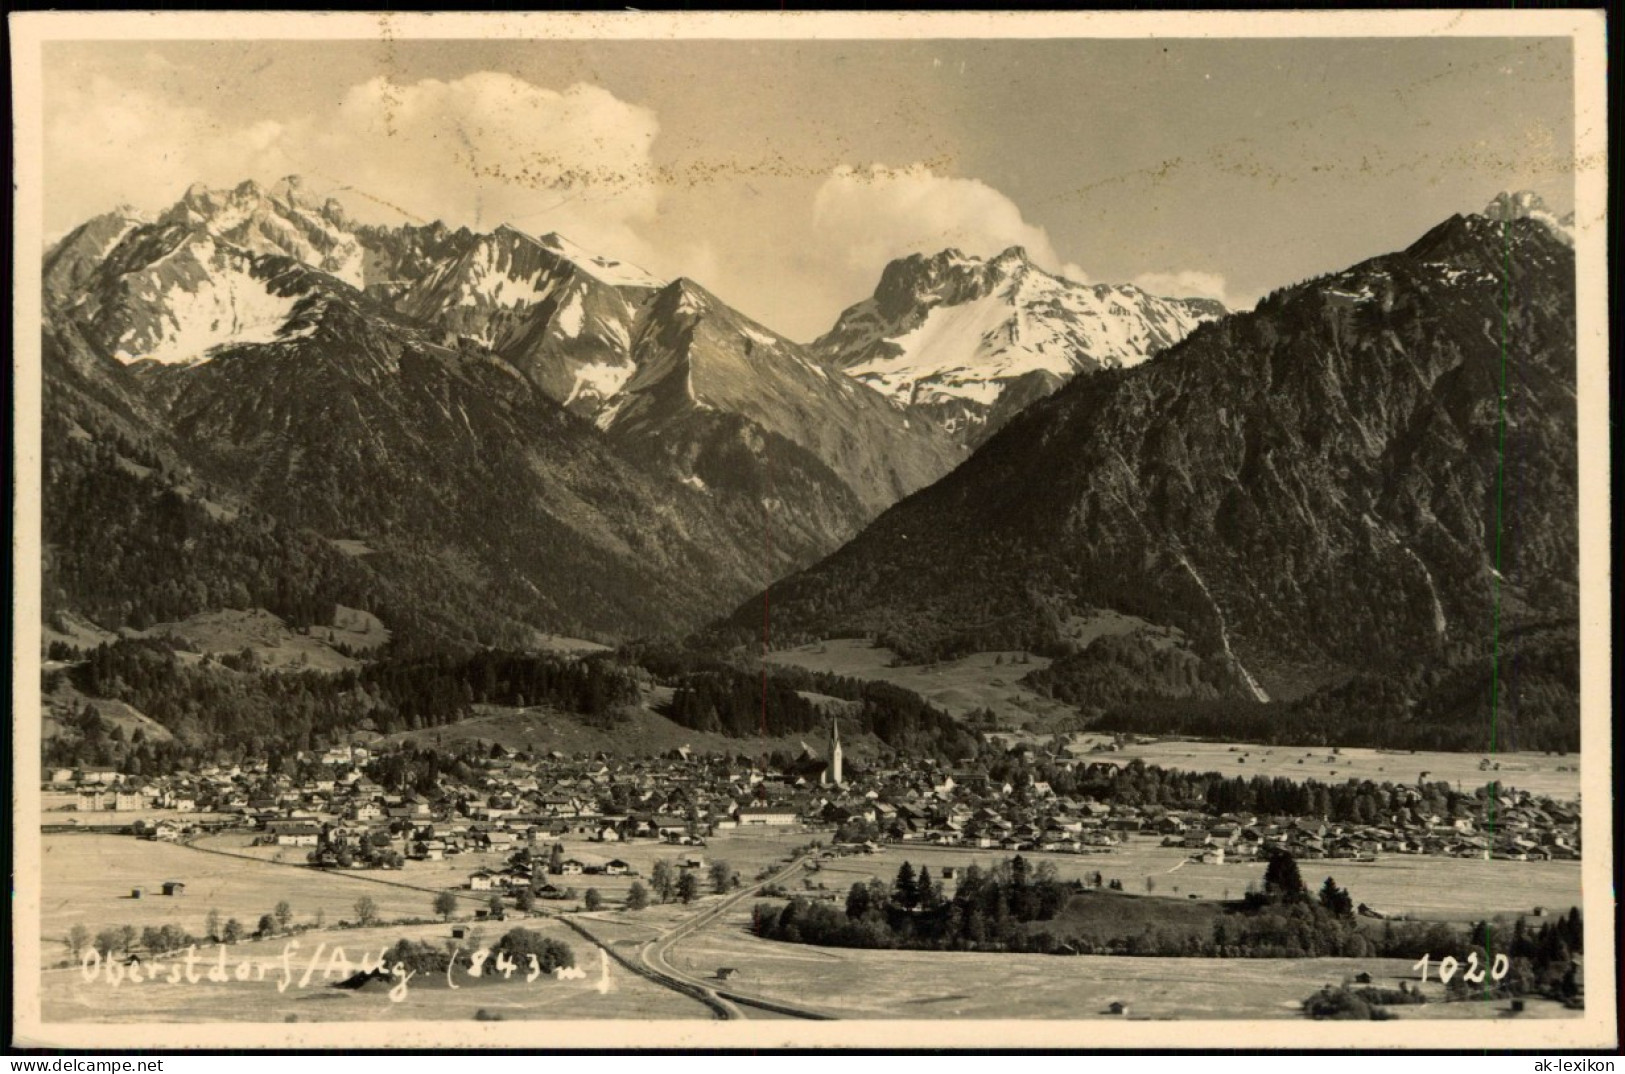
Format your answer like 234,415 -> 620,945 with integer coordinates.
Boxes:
829,716 -> 843,786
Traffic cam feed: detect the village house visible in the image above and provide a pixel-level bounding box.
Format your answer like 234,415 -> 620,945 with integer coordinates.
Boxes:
738,804 -> 799,827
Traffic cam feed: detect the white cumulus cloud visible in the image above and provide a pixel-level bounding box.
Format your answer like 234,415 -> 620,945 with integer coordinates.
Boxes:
1130,269 -> 1236,309
811,164 -> 1091,289
46,71 -> 669,272
45,76 -> 298,226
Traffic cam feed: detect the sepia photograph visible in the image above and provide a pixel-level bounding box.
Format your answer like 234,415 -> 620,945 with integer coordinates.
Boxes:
8,9 -> 1614,1052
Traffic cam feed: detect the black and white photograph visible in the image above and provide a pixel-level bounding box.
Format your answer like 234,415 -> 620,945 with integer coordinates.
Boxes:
8,9 -> 1613,1052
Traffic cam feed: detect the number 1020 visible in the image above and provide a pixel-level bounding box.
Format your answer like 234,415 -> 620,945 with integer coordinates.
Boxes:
1412,952 -> 1509,985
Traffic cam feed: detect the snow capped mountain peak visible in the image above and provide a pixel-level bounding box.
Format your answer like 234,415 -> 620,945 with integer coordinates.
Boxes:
1483,190 -> 1574,246
491,226 -> 666,289
150,178 -> 367,287
817,246 -> 1228,444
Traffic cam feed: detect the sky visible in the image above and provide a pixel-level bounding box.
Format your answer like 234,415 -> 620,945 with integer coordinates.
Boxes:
42,36 -> 1575,340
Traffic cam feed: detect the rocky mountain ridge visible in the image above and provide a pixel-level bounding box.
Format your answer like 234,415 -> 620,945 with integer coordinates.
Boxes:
814,245 -> 1225,444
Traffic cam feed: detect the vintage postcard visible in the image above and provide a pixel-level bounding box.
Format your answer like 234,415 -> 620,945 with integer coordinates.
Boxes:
8,10 -> 1614,1051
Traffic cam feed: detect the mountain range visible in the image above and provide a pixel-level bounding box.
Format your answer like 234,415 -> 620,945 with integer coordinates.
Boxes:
39,178 -> 1578,751
40,177 -> 1217,647
735,203 -> 1578,749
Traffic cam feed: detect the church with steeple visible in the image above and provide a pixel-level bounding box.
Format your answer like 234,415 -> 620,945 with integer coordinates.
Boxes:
823,716 -> 843,787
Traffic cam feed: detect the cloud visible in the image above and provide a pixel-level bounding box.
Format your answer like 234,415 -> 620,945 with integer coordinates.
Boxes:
44,81 -> 1111,336
1130,269 -> 1236,308
45,71 -> 666,269
45,76 -> 299,226
810,164 -> 1091,288
310,74 -> 660,239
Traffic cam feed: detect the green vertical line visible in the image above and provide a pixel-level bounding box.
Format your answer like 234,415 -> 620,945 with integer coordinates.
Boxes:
1481,216 -> 1513,1004
1494,217 -> 1509,766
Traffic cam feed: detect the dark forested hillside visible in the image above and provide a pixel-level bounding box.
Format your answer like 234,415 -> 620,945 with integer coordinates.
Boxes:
732,214 -> 1578,750
38,180 -> 968,651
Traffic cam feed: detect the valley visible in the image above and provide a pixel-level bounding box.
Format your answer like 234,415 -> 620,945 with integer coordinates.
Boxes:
763,638 -> 1072,730
38,819 -> 1582,1023
29,170 -> 1591,1036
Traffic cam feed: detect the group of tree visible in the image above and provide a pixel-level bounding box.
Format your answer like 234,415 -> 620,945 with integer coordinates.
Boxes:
50,637 -> 642,773
40,421 -> 561,654
1092,628 -> 1578,754
971,753 -> 1536,832
663,663 -> 978,761
753,856 -> 1074,952
752,849 -> 1585,988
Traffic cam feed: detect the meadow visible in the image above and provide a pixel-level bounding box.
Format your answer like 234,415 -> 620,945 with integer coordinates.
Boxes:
40,917 -> 708,1023
803,840 -> 1584,925
36,829 -> 1582,1024
39,835 -> 433,955
187,828 -> 813,916
663,902 -> 1578,1021
763,639 -> 1073,729
1067,735 -> 1581,800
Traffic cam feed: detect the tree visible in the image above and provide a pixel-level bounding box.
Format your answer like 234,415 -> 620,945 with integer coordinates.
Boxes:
353,895 -> 379,927
708,860 -> 735,895
489,928 -> 574,975
274,900 -> 294,932
68,924 -> 91,960
257,913 -> 277,937
487,893 -> 505,917
1318,877 -> 1354,918
514,888 -> 536,914
117,924 -> 138,953
584,888 -> 604,912
676,871 -> 700,904
222,918 -> 244,944
205,908 -> 222,943
893,862 -> 919,909
915,867 -> 937,909
1262,850 -> 1308,905
548,843 -> 564,875
651,860 -> 677,903
626,881 -> 651,911
434,891 -> 459,921
95,928 -> 124,956
846,881 -> 873,919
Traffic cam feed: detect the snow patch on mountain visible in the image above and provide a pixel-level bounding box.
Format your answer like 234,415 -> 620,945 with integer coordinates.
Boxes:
532,230 -> 664,289
454,241 -> 561,312
564,360 -> 635,407
95,238 -> 303,365
162,178 -> 366,286
1483,190 -> 1574,247
817,246 -> 1225,432
557,291 -> 587,337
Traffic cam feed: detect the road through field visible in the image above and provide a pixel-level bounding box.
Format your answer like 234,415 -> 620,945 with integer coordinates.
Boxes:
640,852 -> 834,1020
175,834 -> 831,1020
110,835 -> 724,1020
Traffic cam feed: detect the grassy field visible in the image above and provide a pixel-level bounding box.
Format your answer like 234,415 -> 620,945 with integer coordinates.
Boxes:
764,639 -> 1074,730
804,840 -> 1583,925
665,903 -> 1578,1021
41,683 -> 175,745
1069,735 -> 1581,800
40,835 -> 439,956
131,608 -> 365,672
40,918 -> 709,1023
188,828 -> 815,917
